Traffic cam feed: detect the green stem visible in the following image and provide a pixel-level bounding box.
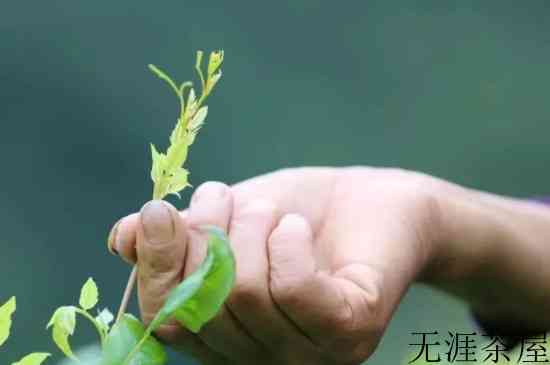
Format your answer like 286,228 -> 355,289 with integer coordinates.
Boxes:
75,308 -> 106,346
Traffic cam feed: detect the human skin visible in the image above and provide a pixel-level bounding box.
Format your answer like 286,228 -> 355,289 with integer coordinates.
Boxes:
107,167 -> 550,365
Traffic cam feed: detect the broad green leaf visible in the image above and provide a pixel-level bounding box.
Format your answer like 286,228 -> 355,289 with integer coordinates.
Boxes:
95,308 -> 114,333
150,226 -> 235,333
0,296 -> 16,348
47,306 -> 77,360
101,314 -> 167,365
52,325 -> 76,360
79,278 -> 99,311
47,306 -> 76,334
11,353 -> 50,365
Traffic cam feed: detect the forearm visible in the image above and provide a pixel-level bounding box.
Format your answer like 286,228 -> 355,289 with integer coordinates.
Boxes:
424,182 -> 550,331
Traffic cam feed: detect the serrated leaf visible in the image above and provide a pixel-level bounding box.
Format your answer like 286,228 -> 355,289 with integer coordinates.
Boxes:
47,306 -> 77,360
149,227 -> 235,333
101,314 -> 167,365
150,144 -> 165,183
166,168 -> 190,198
95,308 -> 114,333
168,120 -> 182,145
79,278 -> 99,311
189,106 -> 208,131
11,353 -> 50,365
164,134 -> 192,174
0,296 -> 16,348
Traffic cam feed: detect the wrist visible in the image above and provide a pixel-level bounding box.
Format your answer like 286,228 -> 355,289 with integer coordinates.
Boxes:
422,181 -> 550,330
420,182 -> 502,284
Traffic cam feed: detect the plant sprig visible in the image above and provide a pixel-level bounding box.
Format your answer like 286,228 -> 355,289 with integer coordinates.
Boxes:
148,50 -> 223,200
115,49 -> 225,323
1,49 -> 235,365
46,278 -> 112,359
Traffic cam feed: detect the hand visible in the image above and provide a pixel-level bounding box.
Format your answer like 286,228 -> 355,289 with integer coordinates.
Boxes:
109,166 -> 537,364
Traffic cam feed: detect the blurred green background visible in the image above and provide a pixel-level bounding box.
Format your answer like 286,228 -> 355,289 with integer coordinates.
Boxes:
1,1 -> 549,364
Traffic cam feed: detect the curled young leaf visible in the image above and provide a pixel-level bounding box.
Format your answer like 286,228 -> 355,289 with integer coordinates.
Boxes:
205,71 -> 222,95
0,296 -> 16,348
95,308 -> 114,333
186,88 -> 198,118
79,277 -> 99,311
101,314 -> 167,365
189,106 -> 208,131
147,64 -> 179,97
149,226 -> 235,333
11,353 -> 51,365
207,50 -> 224,76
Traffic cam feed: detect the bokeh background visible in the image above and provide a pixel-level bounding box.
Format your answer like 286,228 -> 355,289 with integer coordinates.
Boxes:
1,1 -> 549,364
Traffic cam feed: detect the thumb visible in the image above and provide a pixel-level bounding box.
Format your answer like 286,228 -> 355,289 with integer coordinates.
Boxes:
136,200 -> 188,324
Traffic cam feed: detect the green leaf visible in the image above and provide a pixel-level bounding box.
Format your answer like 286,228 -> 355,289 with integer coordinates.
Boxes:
207,50 -> 224,76
52,325 -> 76,360
11,353 -> 50,365
150,226 -> 235,333
47,306 -> 77,360
166,167 -> 190,198
101,314 -> 167,365
189,106 -> 208,131
47,306 -> 76,334
164,133 -> 191,173
150,143 -> 165,183
79,278 -> 99,311
205,71 -> 222,94
187,88 -> 196,109
0,296 -> 16,348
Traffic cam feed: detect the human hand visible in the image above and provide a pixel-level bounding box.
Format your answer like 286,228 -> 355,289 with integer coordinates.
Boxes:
106,167 -> 480,364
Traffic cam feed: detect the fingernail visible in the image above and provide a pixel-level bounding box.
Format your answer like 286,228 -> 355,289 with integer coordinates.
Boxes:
107,219 -> 122,255
191,182 -> 228,206
141,200 -> 175,244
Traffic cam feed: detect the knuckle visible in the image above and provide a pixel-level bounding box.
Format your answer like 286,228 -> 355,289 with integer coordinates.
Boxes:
270,275 -> 303,309
228,278 -> 262,308
327,267 -> 385,362
234,198 -> 278,223
195,181 -> 229,196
